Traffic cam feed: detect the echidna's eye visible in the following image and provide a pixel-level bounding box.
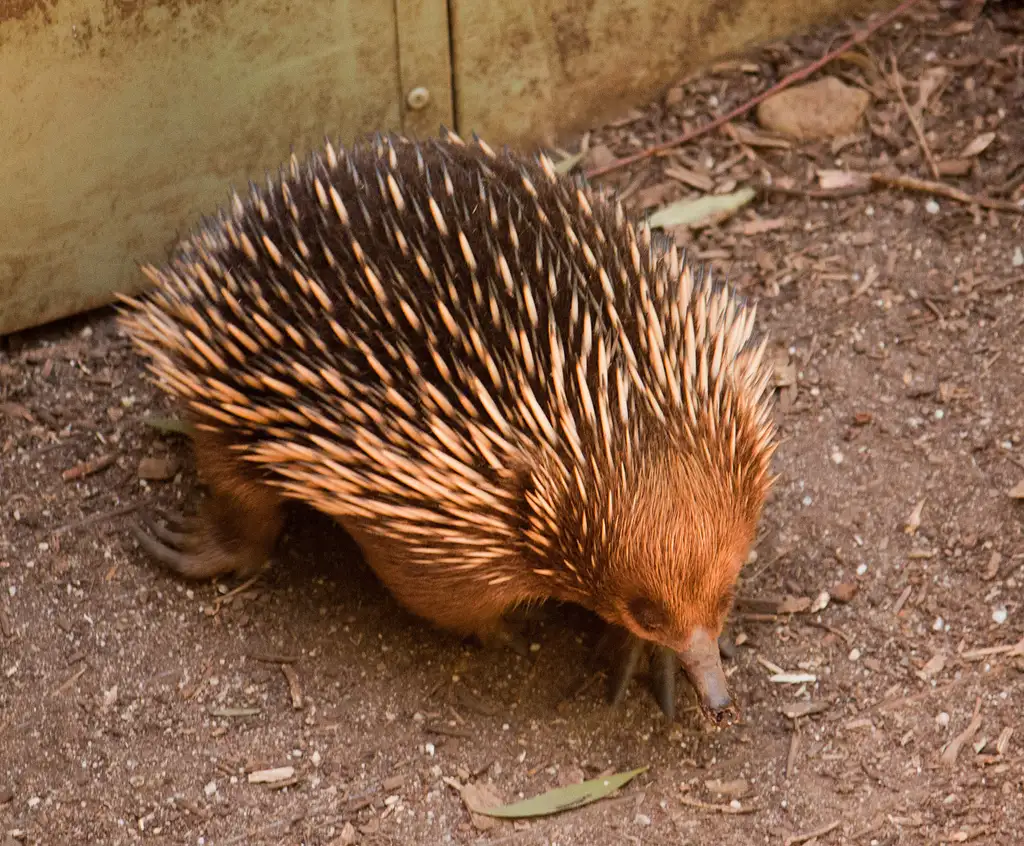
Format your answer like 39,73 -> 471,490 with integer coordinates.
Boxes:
628,597 -> 669,633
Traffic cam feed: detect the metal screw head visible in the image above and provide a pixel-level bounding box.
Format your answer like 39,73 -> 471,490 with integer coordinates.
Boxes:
406,86 -> 431,111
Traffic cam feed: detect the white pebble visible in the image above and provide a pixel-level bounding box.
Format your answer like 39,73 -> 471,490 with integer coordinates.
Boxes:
856,563 -> 868,576
992,607 -> 1008,625
425,743 -> 435,757
936,712 -> 950,727
634,813 -> 652,826
204,781 -> 217,797
831,450 -> 844,465
932,617 -> 944,632
28,796 -> 41,809
934,409 -> 944,420
802,495 -> 813,507
925,200 -> 940,214
1013,246 -> 1024,268
848,648 -> 861,662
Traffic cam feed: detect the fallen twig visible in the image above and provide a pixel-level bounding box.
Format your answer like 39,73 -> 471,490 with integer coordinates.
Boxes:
888,52 -> 939,179
62,453 -> 115,482
870,172 -> 1023,213
960,638 -> 1024,662
586,0 -> 924,179
784,820 -> 841,846
43,501 -> 142,540
941,697 -> 982,766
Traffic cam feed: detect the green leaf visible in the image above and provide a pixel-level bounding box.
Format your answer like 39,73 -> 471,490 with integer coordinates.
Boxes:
553,150 -> 585,175
468,766 -> 649,819
144,416 -> 194,436
647,187 -> 756,229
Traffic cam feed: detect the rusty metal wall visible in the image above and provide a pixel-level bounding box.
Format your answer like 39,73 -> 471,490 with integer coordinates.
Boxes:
0,0 -> 452,337
449,0 -> 886,149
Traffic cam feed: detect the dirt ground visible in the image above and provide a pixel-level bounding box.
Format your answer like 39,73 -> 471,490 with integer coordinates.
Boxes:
2,1 -> 1024,844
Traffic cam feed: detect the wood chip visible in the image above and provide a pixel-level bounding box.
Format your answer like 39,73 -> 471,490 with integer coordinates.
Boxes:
62,454 -> 115,482
941,698 -> 983,767
248,766 -> 295,784
781,701 -> 830,720
995,727 -> 1013,756
281,664 -> 304,710
892,585 -> 913,616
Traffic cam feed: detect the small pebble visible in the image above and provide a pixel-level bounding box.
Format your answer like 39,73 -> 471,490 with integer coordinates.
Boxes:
831,582 -> 858,603
634,813 -> 652,826
936,712 -> 950,727
1013,246 -> 1024,268
204,781 -> 217,797
933,617 -> 944,632
992,607 -> 1008,625
848,648 -> 861,661
925,200 -> 940,214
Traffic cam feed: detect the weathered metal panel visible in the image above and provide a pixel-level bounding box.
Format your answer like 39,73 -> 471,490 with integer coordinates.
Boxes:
449,0 -> 890,150
395,0 -> 455,140
1,0 -> 898,336
0,0 -> 403,337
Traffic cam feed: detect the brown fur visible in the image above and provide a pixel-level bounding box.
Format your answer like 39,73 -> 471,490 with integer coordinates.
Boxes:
183,426 -> 544,641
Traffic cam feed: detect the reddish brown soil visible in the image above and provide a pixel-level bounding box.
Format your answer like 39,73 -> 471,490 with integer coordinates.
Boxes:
2,2 -> 1023,844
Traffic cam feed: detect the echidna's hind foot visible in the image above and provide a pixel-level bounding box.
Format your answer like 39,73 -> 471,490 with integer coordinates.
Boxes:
129,428 -> 286,582
472,616 -> 533,659
128,501 -> 280,581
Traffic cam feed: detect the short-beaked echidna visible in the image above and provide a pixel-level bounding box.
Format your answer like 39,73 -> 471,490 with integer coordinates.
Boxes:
119,130 -> 777,721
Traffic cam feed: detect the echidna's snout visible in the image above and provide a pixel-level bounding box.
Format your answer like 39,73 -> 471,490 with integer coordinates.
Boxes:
677,627 -> 735,722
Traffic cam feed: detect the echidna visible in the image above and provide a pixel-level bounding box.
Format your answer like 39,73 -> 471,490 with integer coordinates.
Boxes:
119,129 -> 777,722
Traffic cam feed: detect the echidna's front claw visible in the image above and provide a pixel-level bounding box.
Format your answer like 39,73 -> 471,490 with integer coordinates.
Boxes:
601,626 -> 735,723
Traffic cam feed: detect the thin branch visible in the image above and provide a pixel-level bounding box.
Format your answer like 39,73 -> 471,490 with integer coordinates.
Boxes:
586,0 -> 925,179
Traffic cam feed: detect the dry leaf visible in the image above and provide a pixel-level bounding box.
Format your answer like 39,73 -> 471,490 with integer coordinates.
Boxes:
460,782 -> 505,830
466,768 -> 648,819
915,66 -> 949,112
647,188 -> 756,230
553,150 -> 585,175
917,652 -> 946,681
959,132 -> 995,158
705,778 -> 749,798
664,165 -> 714,193
817,169 -> 869,191
810,591 -> 831,613
777,595 -> 811,614
905,499 -> 926,533
730,124 -> 792,149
